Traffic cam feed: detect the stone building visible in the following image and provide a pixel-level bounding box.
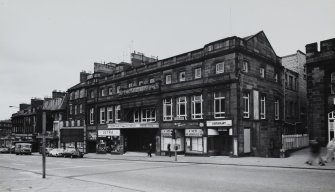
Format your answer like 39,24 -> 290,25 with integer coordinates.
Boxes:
0,119 -> 13,147
85,31 -> 284,157
306,38 -> 335,143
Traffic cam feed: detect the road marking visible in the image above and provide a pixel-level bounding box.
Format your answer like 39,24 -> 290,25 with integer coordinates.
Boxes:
11,163 -> 25,166
39,162 -> 149,171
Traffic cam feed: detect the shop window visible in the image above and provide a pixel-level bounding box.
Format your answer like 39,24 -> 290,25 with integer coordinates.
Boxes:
191,95 -> 203,119
260,95 -> 266,119
163,98 -> 173,121
179,71 -> 186,82
195,68 -> 202,79
165,74 -> 172,84
242,61 -> 248,73
100,107 -> 105,124
90,108 -> 94,124
177,96 -> 187,119
142,108 -> 156,122
214,92 -> 225,118
186,137 -> 203,152
243,92 -> 250,118
115,105 -> 121,123
134,108 -> 140,122
275,99 -> 279,120
216,62 -> 224,74
107,106 -> 113,123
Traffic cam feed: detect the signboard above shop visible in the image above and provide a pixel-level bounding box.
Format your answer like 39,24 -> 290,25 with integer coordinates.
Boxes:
206,120 -> 232,127
108,123 -> 159,129
98,130 -> 120,137
185,129 -> 203,137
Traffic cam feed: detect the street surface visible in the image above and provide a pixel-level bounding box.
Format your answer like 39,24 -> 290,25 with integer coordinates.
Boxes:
0,153 -> 334,192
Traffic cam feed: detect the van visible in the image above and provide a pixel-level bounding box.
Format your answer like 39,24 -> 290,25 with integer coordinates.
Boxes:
15,143 -> 32,155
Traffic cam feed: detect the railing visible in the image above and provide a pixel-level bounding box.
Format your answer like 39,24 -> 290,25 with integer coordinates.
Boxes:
282,134 -> 309,150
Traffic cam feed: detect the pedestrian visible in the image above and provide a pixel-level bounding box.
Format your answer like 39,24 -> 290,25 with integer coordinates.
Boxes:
167,143 -> 171,157
147,143 -> 152,157
325,138 -> 335,163
306,138 -> 325,166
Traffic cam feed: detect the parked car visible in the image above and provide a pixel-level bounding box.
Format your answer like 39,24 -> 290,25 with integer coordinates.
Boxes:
39,147 -> 53,156
49,148 -> 65,157
15,143 -> 32,155
63,148 -> 84,158
0,147 -> 9,153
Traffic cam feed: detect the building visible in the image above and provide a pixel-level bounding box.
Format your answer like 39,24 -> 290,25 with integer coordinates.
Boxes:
85,31 -> 284,157
282,51 -> 307,134
0,120 -> 13,147
306,38 -> 335,144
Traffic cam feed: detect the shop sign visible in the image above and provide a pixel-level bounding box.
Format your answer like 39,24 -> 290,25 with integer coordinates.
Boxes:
185,129 -> 203,137
161,129 -> 172,136
218,128 -> 228,132
108,123 -> 159,129
119,83 -> 159,96
206,120 -> 232,127
98,130 -> 120,137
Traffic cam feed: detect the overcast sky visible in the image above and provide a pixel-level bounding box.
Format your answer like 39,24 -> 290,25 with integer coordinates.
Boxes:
0,0 -> 334,120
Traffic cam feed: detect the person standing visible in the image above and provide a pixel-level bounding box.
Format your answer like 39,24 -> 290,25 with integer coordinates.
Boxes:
306,138 -> 325,166
325,138 -> 335,163
147,143 -> 152,157
167,143 -> 171,157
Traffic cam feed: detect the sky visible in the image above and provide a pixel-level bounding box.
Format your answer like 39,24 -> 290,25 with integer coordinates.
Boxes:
0,0 -> 334,120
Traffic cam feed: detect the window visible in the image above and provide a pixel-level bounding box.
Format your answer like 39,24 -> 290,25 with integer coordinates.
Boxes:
207,45 -> 213,52
80,89 -> 85,98
216,62 -> 224,74
101,89 -> 105,97
275,100 -> 279,120
260,95 -> 266,119
275,73 -> 278,83
134,108 -> 140,122
289,76 -> 293,89
260,67 -> 265,78
90,108 -> 94,124
214,92 -> 225,118
331,72 -> 335,94
186,137 -> 203,152
142,108 -> 156,122
116,86 -> 121,94
163,99 -> 173,121
285,74 -> 288,87
165,74 -> 171,84
74,105 -> 77,115
69,104 -> 73,115
177,96 -> 187,119
80,104 -> 83,114
100,107 -> 105,124
107,106 -> 113,123
243,92 -> 250,118
139,80 -> 144,86
243,61 -> 248,73
179,71 -> 186,82
108,87 -> 113,95
149,78 -> 155,83
195,68 -> 202,79
75,90 -> 79,99
115,105 -> 121,122
128,83 -> 133,88
90,90 -> 95,98
191,95 -> 203,119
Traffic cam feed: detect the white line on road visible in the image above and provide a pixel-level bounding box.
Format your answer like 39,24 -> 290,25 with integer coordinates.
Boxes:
11,163 -> 25,166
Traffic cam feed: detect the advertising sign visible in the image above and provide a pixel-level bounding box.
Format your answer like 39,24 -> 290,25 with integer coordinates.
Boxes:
185,129 -> 203,137
206,120 -> 232,127
161,129 -> 172,136
108,123 -> 159,129
98,130 -> 120,137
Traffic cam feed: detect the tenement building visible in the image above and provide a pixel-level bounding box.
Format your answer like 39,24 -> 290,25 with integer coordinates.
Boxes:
306,38 -> 335,144
85,31 -> 284,157
0,119 -> 13,147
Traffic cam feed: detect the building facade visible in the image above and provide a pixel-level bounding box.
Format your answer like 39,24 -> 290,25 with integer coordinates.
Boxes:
0,120 -> 13,147
85,31 -> 284,157
306,38 -> 335,144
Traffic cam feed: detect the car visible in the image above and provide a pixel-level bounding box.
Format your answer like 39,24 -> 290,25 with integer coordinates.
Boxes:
0,147 -> 9,153
49,148 -> 64,157
39,147 -> 53,156
15,143 -> 32,155
63,148 -> 84,158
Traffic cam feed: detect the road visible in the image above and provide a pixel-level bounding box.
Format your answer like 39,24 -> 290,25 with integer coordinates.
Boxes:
0,154 -> 334,192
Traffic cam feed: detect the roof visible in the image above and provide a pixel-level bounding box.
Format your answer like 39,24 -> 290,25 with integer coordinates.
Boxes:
68,82 -> 86,91
43,94 -> 68,111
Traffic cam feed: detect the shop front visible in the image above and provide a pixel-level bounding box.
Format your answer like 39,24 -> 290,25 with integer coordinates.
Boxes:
206,120 -> 233,156
97,129 -> 122,154
86,125 -> 97,153
107,122 -> 159,154
185,128 -> 206,155
160,129 -> 184,156
60,127 -> 85,152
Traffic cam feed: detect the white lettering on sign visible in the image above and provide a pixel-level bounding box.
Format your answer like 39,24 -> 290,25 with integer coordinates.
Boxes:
161,129 -> 172,136
98,130 -> 120,136
108,123 -> 159,129
120,83 -> 159,95
185,129 -> 203,137
206,120 -> 232,127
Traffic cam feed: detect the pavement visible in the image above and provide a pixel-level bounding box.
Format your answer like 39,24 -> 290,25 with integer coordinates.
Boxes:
82,147 -> 335,170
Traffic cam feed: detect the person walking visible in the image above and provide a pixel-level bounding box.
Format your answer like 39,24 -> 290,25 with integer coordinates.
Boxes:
147,143 -> 152,157
306,138 -> 325,166
325,138 -> 335,163
167,143 -> 171,157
